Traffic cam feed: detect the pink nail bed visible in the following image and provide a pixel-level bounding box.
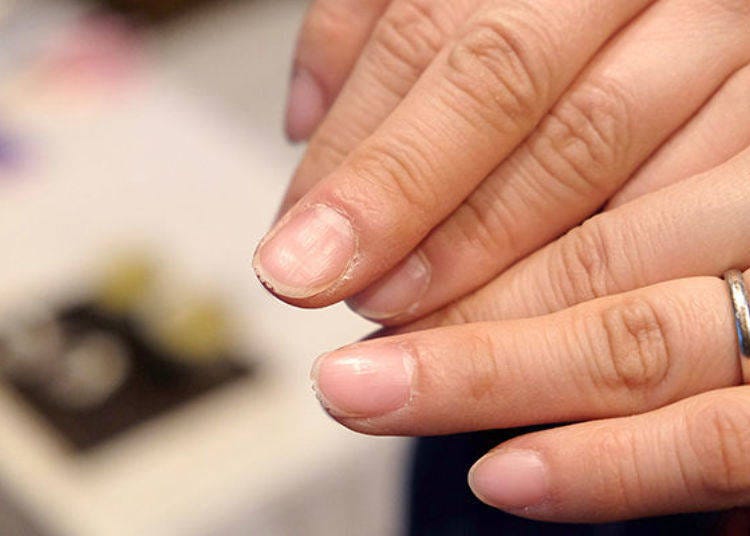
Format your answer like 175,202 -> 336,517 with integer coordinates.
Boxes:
312,345 -> 413,418
469,450 -> 549,510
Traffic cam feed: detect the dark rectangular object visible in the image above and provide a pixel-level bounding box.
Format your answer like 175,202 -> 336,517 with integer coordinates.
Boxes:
8,302 -> 256,452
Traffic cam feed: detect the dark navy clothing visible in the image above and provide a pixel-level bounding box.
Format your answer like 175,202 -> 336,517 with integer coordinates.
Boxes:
407,429 -> 723,535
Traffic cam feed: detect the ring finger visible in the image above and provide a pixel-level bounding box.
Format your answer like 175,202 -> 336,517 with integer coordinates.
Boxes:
313,271 -> 745,436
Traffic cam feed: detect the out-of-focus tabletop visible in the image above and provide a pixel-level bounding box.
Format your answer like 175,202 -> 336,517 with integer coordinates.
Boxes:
0,1 -> 408,535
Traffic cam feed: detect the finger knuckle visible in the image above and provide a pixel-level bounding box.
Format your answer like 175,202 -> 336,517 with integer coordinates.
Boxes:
462,331 -> 504,403
585,296 -> 671,396
588,425 -> 644,511
448,190 -> 523,262
685,395 -> 750,498
556,219 -> 620,304
346,138 -> 441,230
411,329 -> 502,405
446,10 -> 551,133
371,0 -> 447,79
529,78 -> 634,197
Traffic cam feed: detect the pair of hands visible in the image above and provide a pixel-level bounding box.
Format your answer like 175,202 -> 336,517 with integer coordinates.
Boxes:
254,0 -> 750,524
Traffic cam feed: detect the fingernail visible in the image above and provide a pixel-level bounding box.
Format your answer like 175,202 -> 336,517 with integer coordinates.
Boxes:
469,450 -> 549,510
347,252 -> 431,320
285,68 -> 326,142
311,345 -> 413,418
254,205 -> 356,299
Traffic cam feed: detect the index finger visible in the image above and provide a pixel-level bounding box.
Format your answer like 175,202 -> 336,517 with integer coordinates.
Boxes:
254,0 -> 655,306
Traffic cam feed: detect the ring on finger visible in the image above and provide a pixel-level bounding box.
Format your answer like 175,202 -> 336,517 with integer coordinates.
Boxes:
724,269 -> 750,383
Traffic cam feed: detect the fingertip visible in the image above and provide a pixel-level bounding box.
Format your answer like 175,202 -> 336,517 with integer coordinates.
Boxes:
253,204 -> 356,300
346,251 -> 432,322
468,449 -> 550,512
285,68 -> 327,142
311,344 -> 414,419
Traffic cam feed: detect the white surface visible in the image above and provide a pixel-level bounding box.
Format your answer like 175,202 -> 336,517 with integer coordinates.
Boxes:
0,2 -> 409,535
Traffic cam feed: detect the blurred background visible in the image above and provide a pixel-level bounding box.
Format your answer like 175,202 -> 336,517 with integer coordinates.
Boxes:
0,0 -> 408,534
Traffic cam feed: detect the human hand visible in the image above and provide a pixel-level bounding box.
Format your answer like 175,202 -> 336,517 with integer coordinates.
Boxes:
255,0 -> 750,326
309,147 -> 750,522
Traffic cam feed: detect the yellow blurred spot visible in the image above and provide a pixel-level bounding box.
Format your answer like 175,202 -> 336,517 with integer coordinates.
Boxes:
97,252 -> 156,315
157,299 -> 229,364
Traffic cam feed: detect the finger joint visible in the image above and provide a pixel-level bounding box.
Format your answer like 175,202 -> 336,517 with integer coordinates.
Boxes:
555,219 -> 620,305
446,10 -> 551,135
529,78 -> 634,198
449,192 -> 522,263
588,425 -> 644,513
585,297 -> 672,398
685,395 -> 750,498
371,0 -> 449,80
348,137 -> 443,231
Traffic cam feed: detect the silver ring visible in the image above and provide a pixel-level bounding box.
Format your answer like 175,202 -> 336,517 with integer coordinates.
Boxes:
724,270 -> 750,383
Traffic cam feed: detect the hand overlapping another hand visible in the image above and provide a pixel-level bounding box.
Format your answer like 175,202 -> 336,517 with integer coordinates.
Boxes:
253,0 -> 750,523
313,149 -> 750,522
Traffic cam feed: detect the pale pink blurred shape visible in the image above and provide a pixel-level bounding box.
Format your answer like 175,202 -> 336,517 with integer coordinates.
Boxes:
34,13 -> 141,97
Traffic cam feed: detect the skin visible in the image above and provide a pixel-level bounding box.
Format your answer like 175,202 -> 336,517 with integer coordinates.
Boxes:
259,0 -> 750,317
256,0 -> 750,523
313,148 -> 750,522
